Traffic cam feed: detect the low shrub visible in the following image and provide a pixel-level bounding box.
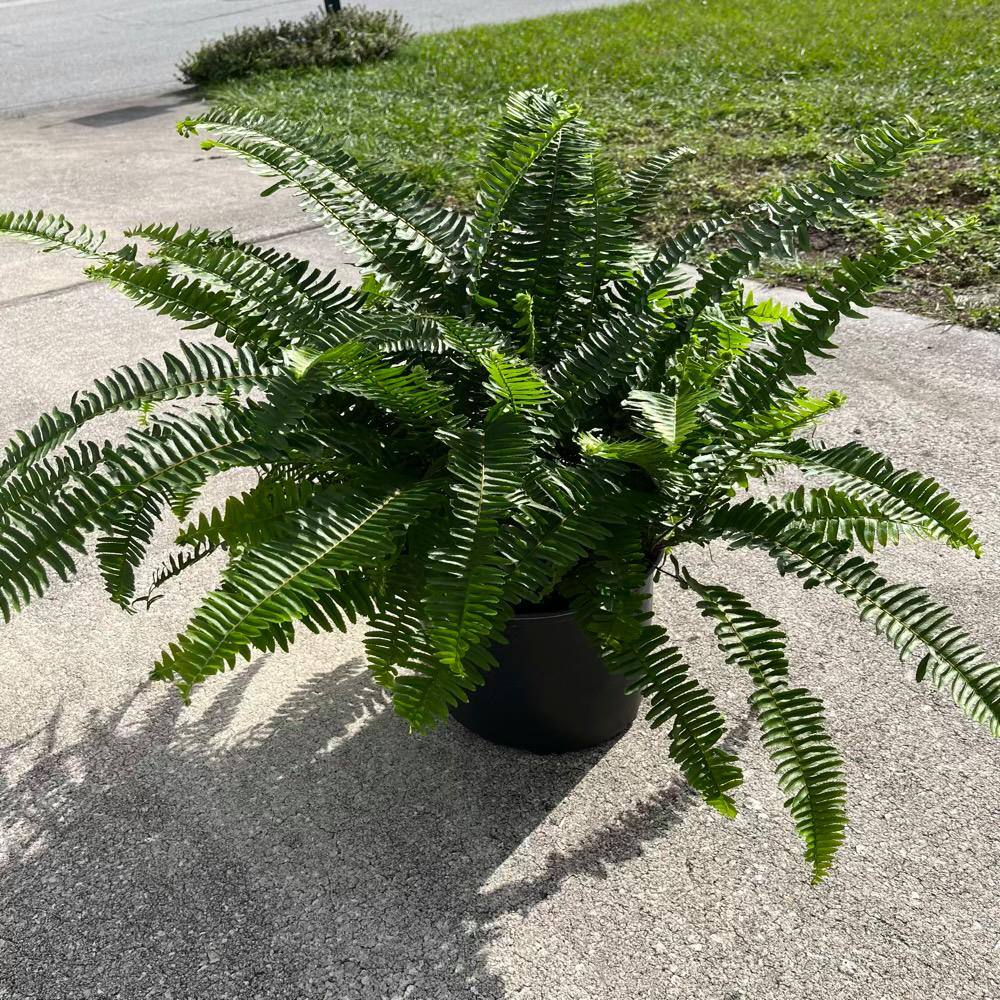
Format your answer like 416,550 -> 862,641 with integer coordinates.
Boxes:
177,7 -> 411,87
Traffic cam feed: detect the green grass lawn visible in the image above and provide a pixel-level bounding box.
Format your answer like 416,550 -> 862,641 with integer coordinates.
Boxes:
213,0 -> 1000,329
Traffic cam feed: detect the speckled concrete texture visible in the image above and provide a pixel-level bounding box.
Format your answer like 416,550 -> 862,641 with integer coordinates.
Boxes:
1,97 -> 998,1000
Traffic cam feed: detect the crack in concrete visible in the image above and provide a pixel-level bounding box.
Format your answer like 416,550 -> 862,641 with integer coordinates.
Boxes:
0,280 -> 93,312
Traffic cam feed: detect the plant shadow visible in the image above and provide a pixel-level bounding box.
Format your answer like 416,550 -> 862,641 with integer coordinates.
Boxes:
0,656 -> 739,999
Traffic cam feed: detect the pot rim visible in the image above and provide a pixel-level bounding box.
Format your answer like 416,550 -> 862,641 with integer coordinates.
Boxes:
509,606 -> 577,622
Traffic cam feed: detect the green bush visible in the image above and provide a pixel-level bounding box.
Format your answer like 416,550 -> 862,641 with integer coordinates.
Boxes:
177,7 -> 411,87
2,88 -> 997,882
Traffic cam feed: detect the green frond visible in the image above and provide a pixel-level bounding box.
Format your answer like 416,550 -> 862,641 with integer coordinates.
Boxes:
0,410 -> 267,622
573,155 -> 636,325
565,537 -> 743,816
130,222 -> 352,304
423,315 -> 514,356
179,108 -> 466,304
245,368 -> 332,435
774,484 -> 934,552
722,389 -> 843,448
689,119 -> 940,313
0,341 -> 269,483
128,222 -> 365,340
86,257 -> 283,348
625,146 -> 696,223
364,551 -> 429,689
624,385 -> 715,450
714,220 -> 967,421
176,477 -> 324,552
684,575 -> 847,882
480,351 -> 551,412
777,439 -> 982,556
634,215 -> 733,297
465,88 -> 580,292
708,500 -> 1000,736
743,292 -> 796,326
420,409 -> 535,680
391,640 -> 484,731
154,480 -> 439,696
617,626 -> 743,817
471,113 -> 596,337
578,432 -> 671,476
95,488 -> 165,608
668,391 -> 842,513
375,521 -> 480,718
286,339 -> 454,426
0,439 -> 107,514
0,209 -> 111,258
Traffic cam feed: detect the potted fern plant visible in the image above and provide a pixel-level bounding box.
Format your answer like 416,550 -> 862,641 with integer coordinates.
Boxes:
1,89 -> 997,882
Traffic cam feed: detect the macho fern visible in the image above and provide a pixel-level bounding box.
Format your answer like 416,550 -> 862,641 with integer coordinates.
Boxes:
2,88 -> 996,883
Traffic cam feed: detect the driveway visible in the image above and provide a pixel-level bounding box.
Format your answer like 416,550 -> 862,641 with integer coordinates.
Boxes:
0,0 -> 629,115
0,94 -> 998,999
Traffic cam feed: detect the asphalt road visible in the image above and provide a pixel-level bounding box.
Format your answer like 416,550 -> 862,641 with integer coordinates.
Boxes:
0,98 -> 998,999
0,0 -> 625,115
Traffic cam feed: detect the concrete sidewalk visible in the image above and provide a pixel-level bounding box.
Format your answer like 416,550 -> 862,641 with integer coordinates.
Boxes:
1,96 -> 998,1000
0,0 -> 631,117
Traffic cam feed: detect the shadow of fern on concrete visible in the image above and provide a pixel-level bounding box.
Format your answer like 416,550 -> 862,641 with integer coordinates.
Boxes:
0,657 -> 716,999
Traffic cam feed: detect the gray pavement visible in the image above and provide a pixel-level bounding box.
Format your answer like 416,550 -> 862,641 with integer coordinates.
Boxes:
0,0 -> 627,116
1,95 -> 999,999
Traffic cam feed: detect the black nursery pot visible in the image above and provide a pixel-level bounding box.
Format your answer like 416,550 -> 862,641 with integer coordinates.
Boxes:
449,585 -> 651,754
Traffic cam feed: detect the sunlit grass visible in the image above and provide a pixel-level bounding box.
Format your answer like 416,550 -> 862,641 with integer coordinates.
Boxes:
214,0 -> 1000,328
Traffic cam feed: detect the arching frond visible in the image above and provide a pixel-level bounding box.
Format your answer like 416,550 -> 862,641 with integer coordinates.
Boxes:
364,551 -> 429,689
392,414 -> 537,730
179,108 -> 467,305
499,463 -> 627,607
465,88 -> 579,292
480,351 -> 551,412
471,113 -> 596,336
0,341 -> 269,483
565,535 -> 743,816
774,485 -> 934,552
0,209 -> 111,258
86,257 -> 283,348
634,214 -> 733,297
573,155 -> 636,328
714,220 -> 967,421
286,340 -> 454,427
709,500 -> 1000,736
689,119 -> 940,314
176,477 -> 325,551
578,432 -> 671,477
0,410 -> 263,622
154,480 -> 439,696
777,439 -> 982,556
625,146 -> 696,223
548,306 -> 668,430
684,575 -> 846,880
95,488 -> 165,608
128,222 -> 365,340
